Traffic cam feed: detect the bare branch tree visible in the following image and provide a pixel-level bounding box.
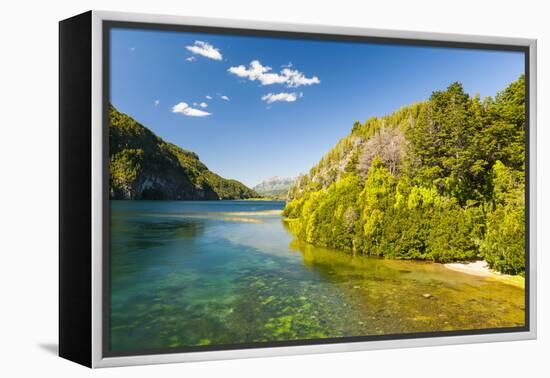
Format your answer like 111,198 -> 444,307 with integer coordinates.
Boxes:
358,126 -> 405,177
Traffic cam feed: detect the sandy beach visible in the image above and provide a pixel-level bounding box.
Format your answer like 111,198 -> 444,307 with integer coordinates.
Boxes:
444,260 -> 525,288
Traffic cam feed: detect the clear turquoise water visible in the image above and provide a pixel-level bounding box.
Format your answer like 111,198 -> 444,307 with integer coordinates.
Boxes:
109,200 -> 525,352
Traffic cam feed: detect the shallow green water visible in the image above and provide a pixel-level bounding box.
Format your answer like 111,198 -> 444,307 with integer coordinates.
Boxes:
109,200 -> 525,352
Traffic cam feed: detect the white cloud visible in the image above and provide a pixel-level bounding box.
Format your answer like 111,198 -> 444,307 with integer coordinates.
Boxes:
199,102 -> 208,108
185,41 -> 222,61
220,95 -> 230,101
282,68 -> 321,87
228,60 -> 320,88
154,100 -> 160,106
185,56 -> 196,62
261,92 -> 303,104
205,95 -> 212,100
228,61 -> 285,85
171,102 -> 211,117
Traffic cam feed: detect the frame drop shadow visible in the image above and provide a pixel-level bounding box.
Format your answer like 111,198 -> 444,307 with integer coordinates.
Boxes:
38,343 -> 58,356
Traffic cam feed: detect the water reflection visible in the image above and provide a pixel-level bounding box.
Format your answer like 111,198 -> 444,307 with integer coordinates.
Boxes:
287,239 -> 525,333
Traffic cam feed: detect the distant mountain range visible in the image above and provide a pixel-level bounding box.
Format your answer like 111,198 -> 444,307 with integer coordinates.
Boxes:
253,176 -> 298,198
109,105 -> 258,200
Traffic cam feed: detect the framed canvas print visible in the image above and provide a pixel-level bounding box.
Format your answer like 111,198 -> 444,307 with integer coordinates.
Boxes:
59,10 -> 537,368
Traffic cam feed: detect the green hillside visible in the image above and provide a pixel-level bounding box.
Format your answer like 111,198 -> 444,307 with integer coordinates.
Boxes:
109,105 -> 258,200
284,76 -> 526,275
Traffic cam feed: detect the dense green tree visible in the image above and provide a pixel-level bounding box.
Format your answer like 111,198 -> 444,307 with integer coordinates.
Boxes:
405,82 -> 487,203
480,161 -> 525,274
354,157 -> 394,255
481,75 -> 526,172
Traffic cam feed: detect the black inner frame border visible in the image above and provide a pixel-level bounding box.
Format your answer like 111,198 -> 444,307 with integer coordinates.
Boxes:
102,19 -> 531,358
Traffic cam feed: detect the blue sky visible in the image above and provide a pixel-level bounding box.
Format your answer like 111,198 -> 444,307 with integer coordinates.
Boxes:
110,28 -> 524,187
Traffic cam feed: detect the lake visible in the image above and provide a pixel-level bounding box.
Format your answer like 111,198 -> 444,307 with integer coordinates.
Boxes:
109,200 -> 525,352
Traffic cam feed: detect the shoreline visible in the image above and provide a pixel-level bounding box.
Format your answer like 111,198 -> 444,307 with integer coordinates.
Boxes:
444,260 -> 524,288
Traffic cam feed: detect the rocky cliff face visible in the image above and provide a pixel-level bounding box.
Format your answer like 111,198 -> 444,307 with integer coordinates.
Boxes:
109,105 -> 258,200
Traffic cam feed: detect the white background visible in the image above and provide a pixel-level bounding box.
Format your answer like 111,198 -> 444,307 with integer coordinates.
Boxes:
0,0 -> 547,376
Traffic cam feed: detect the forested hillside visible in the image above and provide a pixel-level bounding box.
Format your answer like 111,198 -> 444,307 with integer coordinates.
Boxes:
284,76 -> 526,275
109,105 -> 258,200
